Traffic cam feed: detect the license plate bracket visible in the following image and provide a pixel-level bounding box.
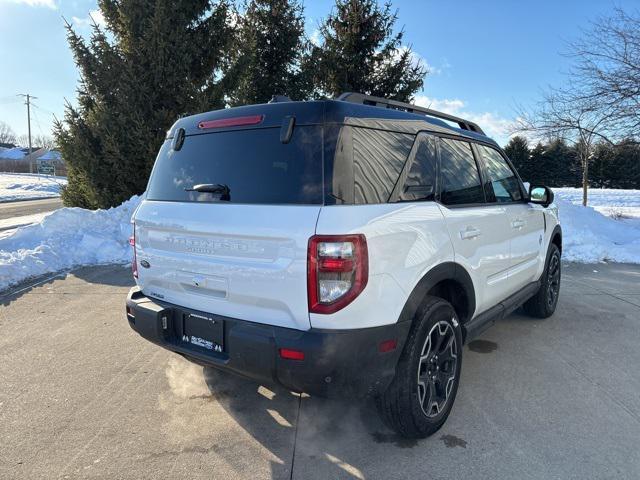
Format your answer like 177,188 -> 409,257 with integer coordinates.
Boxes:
181,311 -> 224,353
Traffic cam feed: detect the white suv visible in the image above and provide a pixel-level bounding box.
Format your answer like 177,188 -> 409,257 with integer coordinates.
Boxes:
126,93 -> 561,438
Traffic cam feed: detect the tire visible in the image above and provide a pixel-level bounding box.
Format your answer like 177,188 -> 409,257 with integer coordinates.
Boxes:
523,243 -> 561,318
377,296 -> 463,438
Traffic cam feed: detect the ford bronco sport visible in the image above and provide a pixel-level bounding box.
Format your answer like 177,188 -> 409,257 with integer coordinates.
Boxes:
126,93 -> 561,438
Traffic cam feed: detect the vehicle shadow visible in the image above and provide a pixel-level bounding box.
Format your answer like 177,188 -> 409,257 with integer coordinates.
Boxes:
200,365 -> 417,479
71,264 -> 135,288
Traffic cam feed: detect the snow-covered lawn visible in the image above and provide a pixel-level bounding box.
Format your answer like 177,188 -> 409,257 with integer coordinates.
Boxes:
0,188 -> 638,292
0,196 -> 140,291
553,188 -> 640,263
0,173 -> 67,202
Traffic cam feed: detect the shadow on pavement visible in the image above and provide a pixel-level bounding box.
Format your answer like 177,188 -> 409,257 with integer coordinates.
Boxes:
200,365 -> 414,479
0,271 -> 65,307
71,264 -> 135,288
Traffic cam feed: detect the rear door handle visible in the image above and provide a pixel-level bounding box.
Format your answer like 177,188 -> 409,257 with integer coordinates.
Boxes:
460,227 -> 481,240
511,219 -> 526,229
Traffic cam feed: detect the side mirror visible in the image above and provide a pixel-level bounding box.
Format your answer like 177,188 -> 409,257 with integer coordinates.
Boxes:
529,185 -> 554,207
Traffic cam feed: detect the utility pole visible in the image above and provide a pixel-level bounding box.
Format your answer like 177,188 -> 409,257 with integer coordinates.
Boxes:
17,94 -> 37,173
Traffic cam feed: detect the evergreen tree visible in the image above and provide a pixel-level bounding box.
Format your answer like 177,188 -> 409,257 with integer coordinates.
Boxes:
55,0 -> 233,208
527,142 -> 546,186
605,140 -> 640,189
227,0 -> 310,105
590,142 -> 615,188
543,138 -> 576,187
504,136 -> 531,181
308,0 -> 427,101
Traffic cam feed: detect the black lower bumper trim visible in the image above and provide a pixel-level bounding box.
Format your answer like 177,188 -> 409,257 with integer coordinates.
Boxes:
125,287 -> 410,397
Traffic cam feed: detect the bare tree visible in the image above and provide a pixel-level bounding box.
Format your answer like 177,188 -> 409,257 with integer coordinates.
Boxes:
16,134 -> 56,150
514,89 -> 615,206
513,8 -> 639,206
569,8 -> 640,137
33,134 -> 56,150
0,121 -> 16,145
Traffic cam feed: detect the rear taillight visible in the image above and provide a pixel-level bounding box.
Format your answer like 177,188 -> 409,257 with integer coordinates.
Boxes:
307,234 -> 368,314
129,223 -> 138,279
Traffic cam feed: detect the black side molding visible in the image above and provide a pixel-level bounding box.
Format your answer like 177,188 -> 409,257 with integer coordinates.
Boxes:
463,281 -> 540,343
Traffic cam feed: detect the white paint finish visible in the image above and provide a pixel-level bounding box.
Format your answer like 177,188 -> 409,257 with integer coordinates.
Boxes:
313,202 -> 453,329
133,200 -> 320,330
438,204 -> 512,316
310,273 -> 406,329
504,203 -> 546,292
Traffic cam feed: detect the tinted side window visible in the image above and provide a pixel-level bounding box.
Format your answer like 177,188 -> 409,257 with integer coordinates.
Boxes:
398,134 -> 437,202
352,127 -> 414,204
439,138 -> 485,205
478,145 -> 523,203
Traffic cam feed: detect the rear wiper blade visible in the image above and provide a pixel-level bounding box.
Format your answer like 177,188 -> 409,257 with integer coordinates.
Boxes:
184,183 -> 230,200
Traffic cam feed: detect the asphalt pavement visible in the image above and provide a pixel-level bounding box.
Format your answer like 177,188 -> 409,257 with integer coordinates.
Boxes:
0,197 -> 63,221
1,262 -> 639,479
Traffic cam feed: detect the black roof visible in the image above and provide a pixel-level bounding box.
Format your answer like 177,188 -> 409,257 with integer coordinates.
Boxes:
169,98 -> 498,147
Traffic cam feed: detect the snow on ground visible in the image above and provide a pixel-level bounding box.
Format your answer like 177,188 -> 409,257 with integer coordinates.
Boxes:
555,187 -> 640,229
555,188 -> 640,263
0,173 -> 67,202
0,187 -> 639,292
0,212 -> 52,240
0,196 -> 140,291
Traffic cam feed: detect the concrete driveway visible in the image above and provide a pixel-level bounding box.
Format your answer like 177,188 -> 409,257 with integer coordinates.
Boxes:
1,263 -> 639,479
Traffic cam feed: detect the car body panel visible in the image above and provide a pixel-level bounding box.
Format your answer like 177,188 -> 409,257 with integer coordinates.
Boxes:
133,200 -> 320,330
312,202 -> 453,329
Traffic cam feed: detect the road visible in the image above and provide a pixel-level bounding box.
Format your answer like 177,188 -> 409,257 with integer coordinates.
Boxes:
1,263 -> 639,479
0,198 -> 62,237
0,197 -> 63,220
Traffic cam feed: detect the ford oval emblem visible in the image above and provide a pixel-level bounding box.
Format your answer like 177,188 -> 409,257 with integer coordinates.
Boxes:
140,260 -> 151,269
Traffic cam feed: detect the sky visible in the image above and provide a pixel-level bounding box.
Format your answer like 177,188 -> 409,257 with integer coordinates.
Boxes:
0,0 -> 636,146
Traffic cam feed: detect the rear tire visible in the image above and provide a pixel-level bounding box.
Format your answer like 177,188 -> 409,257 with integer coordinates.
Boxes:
377,297 -> 462,438
523,243 -> 561,318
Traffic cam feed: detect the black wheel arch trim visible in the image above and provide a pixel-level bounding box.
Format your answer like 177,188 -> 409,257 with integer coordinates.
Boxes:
550,224 -> 562,253
397,262 -> 476,326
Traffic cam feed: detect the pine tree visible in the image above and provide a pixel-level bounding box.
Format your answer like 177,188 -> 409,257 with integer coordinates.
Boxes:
227,0 -> 309,105
608,140 -> 640,189
55,0 -> 233,208
504,136 -> 531,181
543,138 -> 575,187
308,0 -> 427,101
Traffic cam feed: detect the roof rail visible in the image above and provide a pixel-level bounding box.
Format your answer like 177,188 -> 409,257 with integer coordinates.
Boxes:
336,92 -> 486,135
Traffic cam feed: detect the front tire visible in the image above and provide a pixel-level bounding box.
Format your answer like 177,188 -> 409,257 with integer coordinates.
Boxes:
523,243 -> 561,318
377,297 -> 462,438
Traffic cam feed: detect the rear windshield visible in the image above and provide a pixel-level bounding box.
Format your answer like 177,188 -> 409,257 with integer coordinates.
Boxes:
146,126 -> 323,204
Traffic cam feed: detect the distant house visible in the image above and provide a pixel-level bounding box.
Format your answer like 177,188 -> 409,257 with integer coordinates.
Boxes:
0,148 -> 66,176
36,150 -> 65,176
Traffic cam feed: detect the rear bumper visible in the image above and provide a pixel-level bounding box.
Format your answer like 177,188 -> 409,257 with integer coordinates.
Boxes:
125,287 -> 410,397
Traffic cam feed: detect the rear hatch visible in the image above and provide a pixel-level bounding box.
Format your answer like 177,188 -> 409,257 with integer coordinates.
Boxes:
133,110 -> 324,330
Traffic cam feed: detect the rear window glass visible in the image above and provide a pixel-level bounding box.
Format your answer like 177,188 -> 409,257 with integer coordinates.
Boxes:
397,134 -> 437,202
146,126 -> 323,204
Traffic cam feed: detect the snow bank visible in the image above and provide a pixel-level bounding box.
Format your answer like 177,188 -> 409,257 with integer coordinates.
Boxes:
0,173 -> 67,202
556,197 -> 640,263
0,196 -> 140,291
